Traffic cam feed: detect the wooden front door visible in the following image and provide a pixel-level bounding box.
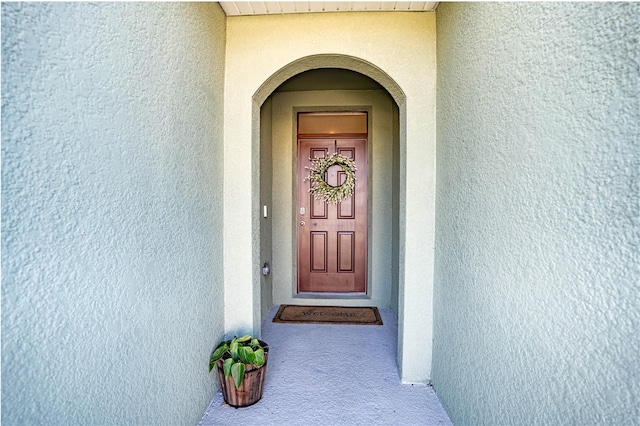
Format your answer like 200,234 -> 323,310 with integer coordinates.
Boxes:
297,138 -> 367,292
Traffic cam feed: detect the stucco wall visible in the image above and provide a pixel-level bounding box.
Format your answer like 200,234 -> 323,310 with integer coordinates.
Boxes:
270,89 -> 396,308
1,3 -> 227,424
433,3 -> 639,424
260,98 -> 274,322
224,11 -> 437,382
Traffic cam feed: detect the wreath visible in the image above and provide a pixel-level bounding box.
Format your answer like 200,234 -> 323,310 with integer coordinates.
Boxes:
305,152 -> 357,204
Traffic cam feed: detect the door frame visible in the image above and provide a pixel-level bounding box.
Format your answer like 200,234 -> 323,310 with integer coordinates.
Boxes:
293,108 -> 372,298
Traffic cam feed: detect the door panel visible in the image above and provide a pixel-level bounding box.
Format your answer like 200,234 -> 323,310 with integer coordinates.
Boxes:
297,138 -> 367,293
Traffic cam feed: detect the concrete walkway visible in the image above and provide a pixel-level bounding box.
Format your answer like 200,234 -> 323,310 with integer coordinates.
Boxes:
199,306 -> 452,426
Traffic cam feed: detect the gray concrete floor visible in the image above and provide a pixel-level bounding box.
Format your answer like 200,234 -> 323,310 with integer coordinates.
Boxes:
199,306 -> 452,426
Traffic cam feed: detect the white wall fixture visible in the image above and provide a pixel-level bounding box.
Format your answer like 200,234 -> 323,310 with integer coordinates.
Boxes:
262,263 -> 271,276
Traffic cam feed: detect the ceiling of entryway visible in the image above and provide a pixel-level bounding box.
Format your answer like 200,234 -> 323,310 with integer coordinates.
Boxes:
219,2 -> 438,16
275,68 -> 384,92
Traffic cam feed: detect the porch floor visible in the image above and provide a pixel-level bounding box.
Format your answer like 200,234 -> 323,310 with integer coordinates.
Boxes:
199,305 -> 452,426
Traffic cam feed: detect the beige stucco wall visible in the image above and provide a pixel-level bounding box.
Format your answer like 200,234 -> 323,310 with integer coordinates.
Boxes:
224,11 -> 436,382
270,90 -> 395,308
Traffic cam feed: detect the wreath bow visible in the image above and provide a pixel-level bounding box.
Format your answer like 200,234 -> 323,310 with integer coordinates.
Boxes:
305,152 -> 357,204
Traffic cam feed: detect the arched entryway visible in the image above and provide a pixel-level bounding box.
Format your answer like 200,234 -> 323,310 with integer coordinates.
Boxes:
222,5 -> 437,385
223,12 -> 439,383
252,53 -> 407,370
263,71 -> 399,306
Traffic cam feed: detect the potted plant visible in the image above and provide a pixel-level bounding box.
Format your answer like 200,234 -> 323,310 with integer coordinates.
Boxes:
209,335 -> 269,408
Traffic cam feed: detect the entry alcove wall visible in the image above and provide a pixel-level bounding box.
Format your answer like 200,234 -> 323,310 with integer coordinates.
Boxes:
225,11 -> 437,383
261,88 -> 399,310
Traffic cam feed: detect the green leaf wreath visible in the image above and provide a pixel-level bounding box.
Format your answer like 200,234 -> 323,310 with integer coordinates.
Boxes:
305,152 -> 357,204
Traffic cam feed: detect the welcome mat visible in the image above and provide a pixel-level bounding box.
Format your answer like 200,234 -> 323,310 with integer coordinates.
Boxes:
273,305 -> 383,325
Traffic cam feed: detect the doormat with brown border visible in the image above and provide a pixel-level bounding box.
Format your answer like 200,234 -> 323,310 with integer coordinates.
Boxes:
273,305 -> 383,325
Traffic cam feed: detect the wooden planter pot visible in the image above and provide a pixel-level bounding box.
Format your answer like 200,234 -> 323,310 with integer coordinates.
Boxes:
215,340 -> 269,408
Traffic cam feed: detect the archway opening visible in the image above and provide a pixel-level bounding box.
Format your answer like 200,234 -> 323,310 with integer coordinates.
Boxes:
253,57 -> 405,332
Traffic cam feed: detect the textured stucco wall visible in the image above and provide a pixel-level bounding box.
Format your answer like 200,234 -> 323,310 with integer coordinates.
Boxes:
391,105 -> 401,316
270,89 -> 396,308
225,12 -> 437,382
433,3 -> 639,425
2,3 -> 227,424
260,98 -> 274,322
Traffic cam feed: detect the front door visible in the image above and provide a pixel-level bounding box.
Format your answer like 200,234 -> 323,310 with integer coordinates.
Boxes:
296,134 -> 368,293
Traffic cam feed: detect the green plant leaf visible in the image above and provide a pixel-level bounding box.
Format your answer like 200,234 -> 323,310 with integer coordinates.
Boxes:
252,348 -> 265,366
238,346 -> 253,364
229,340 -> 239,361
209,342 -> 229,371
236,335 -> 251,343
223,358 -> 234,379
250,339 -> 261,350
231,362 -> 246,389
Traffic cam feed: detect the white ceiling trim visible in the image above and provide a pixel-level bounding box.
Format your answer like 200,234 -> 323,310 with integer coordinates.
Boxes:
219,2 -> 438,16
